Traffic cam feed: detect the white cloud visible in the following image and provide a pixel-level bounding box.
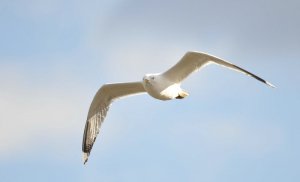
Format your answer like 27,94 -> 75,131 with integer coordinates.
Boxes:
0,64 -> 88,158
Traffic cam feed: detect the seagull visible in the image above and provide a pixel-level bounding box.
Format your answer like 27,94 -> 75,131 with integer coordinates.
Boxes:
82,51 -> 275,164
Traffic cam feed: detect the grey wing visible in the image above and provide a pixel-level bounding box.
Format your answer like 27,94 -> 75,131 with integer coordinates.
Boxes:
82,82 -> 146,164
162,51 -> 275,87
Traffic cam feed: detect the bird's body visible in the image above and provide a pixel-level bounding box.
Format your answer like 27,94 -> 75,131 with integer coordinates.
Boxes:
82,51 -> 275,164
143,73 -> 182,100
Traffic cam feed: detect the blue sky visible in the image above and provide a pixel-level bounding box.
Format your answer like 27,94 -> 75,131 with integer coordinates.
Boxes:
0,0 -> 299,181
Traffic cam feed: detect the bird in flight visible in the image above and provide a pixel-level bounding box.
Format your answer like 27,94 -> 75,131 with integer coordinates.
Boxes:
82,51 -> 275,164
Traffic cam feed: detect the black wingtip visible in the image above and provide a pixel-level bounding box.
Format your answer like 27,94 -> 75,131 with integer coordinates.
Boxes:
83,152 -> 89,165
230,64 -> 276,89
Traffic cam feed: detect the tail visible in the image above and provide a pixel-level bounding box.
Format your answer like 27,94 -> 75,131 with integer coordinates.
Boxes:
83,152 -> 89,165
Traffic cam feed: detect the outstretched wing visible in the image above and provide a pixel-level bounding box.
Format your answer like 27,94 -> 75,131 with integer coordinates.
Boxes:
162,51 -> 275,87
82,82 -> 146,164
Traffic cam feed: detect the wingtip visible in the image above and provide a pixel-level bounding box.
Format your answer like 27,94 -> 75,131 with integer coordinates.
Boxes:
83,152 -> 89,165
266,81 -> 276,88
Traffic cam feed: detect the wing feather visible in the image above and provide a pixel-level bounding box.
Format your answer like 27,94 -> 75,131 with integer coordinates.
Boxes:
82,82 -> 146,164
162,51 -> 275,87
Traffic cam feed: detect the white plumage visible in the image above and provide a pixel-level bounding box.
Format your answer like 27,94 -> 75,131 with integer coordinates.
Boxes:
82,51 -> 274,164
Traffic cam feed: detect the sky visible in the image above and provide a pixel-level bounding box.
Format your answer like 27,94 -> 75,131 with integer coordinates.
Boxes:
0,0 -> 299,181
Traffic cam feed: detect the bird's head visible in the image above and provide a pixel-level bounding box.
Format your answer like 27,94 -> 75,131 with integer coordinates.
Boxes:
143,74 -> 157,85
